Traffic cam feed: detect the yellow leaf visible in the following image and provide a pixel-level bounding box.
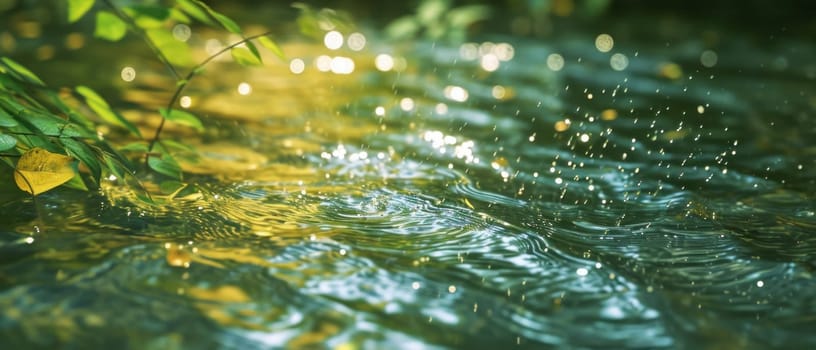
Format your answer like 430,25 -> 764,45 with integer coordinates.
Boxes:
14,147 -> 77,195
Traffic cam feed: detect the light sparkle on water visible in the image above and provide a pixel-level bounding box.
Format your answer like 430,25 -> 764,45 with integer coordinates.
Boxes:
375,54 -> 394,72
444,85 -> 469,102
237,82 -> 252,95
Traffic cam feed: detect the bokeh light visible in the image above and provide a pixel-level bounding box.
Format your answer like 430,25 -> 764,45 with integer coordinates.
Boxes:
237,82 -> 252,95
172,24 -> 191,42
120,66 -> 136,82
701,50 -> 718,67
547,53 -> 565,71
610,53 -> 629,71
347,32 -> 366,51
289,58 -> 305,74
595,34 -> 614,52
324,31 -> 343,50
375,54 -> 395,71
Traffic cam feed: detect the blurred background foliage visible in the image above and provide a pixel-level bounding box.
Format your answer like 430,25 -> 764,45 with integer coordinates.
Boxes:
1,0 -> 814,198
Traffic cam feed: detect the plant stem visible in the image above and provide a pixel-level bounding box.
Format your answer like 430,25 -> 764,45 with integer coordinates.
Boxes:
100,0 -> 182,81
146,31 -> 273,154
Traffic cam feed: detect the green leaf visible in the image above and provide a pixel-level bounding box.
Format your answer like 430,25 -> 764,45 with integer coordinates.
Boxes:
62,173 -> 89,191
119,141 -> 149,152
94,11 -> 127,41
169,8 -> 192,23
61,137 -> 102,183
246,41 -> 262,63
162,139 -> 196,153
0,74 -> 24,95
58,123 -> 95,138
64,110 -> 95,130
1,57 -> 45,86
102,152 -> 127,180
159,108 -> 204,131
148,154 -> 182,179
159,180 -> 186,195
134,190 -> 155,204
146,28 -> 192,66
67,0 -> 95,23
76,85 -> 142,137
0,133 -> 16,151
293,3 -> 355,39
16,109 -> 68,136
124,5 -> 170,28
192,0 -> 242,33
446,5 -> 490,28
0,107 -> 18,127
258,36 -> 285,60
176,0 -> 214,25
385,17 -> 420,40
417,0 -> 450,24
230,47 -> 262,66
211,11 -> 241,34
293,3 -> 321,39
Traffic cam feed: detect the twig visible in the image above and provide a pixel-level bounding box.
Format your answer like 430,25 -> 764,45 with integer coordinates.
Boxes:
146,31 -> 274,154
100,0 -> 182,81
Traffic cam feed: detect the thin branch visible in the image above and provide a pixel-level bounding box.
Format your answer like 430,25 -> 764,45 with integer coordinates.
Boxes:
147,31 -> 274,153
99,0 -> 182,81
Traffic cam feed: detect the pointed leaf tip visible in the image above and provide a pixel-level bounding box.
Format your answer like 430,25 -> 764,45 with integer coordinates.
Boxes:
67,0 -> 95,23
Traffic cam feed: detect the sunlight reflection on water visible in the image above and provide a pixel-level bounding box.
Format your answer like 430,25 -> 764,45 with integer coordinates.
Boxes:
2,7 -> 816,349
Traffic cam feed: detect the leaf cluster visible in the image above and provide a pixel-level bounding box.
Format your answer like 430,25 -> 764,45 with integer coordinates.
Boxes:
384,0 -> 490,43
2,0 -> 289,201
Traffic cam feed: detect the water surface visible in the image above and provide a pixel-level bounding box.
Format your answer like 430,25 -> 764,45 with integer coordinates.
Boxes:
2,4 -> 815,349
